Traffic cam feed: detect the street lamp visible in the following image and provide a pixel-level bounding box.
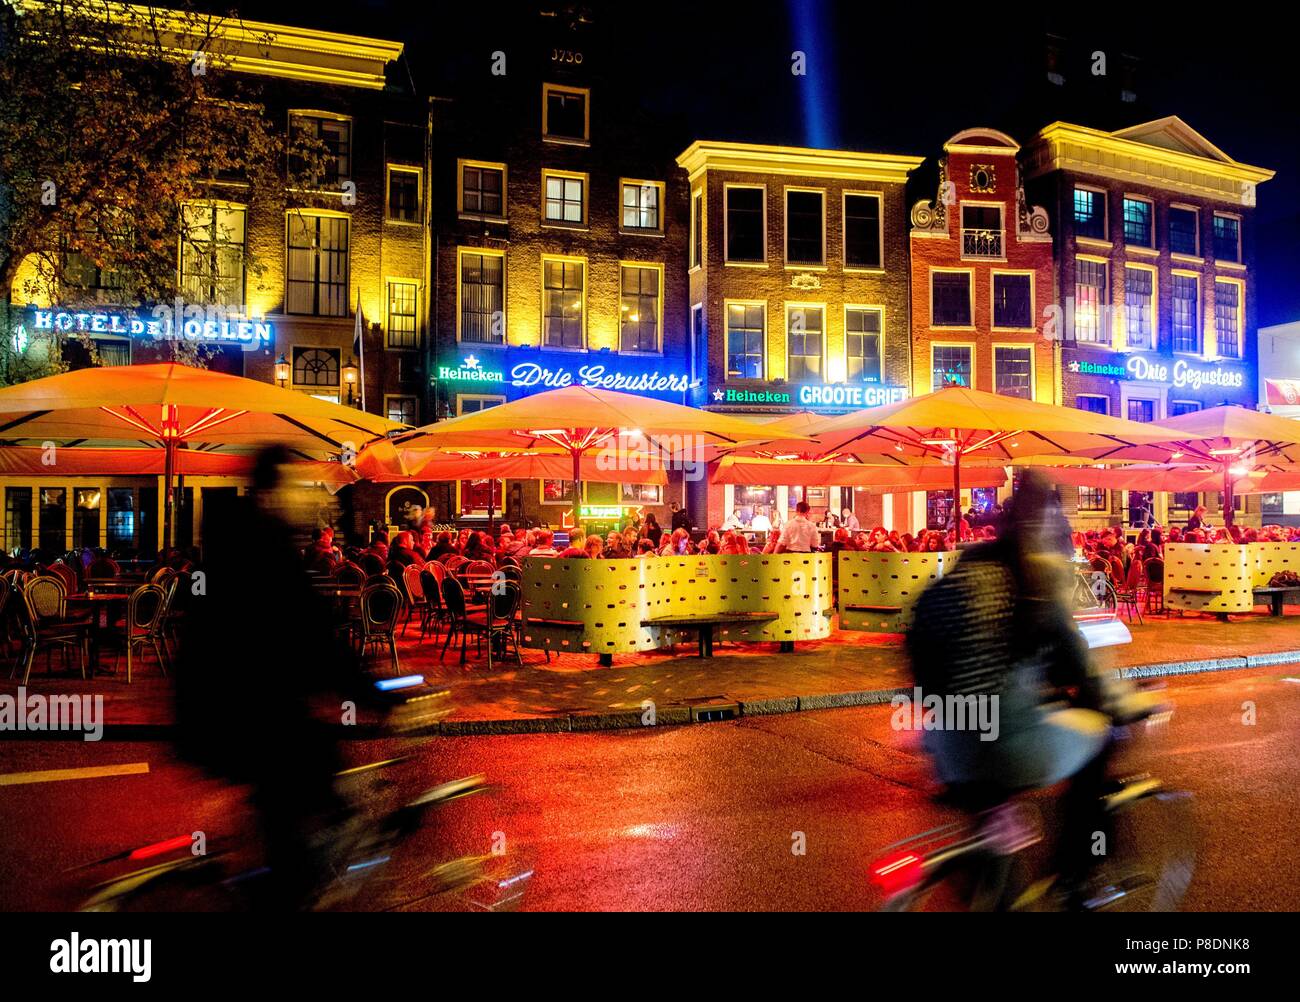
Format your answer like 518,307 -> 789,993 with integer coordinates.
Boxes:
342,355 -> 359,405
274,353 -> 290,387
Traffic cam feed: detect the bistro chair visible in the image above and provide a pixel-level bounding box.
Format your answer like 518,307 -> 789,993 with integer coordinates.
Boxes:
463,580 -> 524,670
148,565 -> 174,585
1144,558 -> 1166,614
419,567 -> 447,641
16,577 -> 90,684
357,578 -> 404,675
332,561 -> 367,589
113,583 -> 168,684
358,553 -> 387,577
1114,561 -> 1145,625
87,555 -> 121,581
439,576 -> 480,665
400,564 -> 426,637
44,561 -> 80,595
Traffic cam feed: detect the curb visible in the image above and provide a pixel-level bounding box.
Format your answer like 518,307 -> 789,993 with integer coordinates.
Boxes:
24,648 -> 1300,742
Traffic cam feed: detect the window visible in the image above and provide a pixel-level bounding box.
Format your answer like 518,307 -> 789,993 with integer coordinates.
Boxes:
726,303 -> 765,379
786,307 -> 824,382
932,345 -> 972,390
1262,493 -> 1285,516
542,84 -> 588,141
289,113 -> 350,185
994,346 -> 1032,399
992,274 -> 1032,329
691,191 -> 703,268
542,258 -> 585,348
1074,260 -> 1108,343
786,190 -> 824,265
460,479 -> 504,515
931,272 -> 971,327
386,395 -> 418,425
387,167 -> 420,223
690,304 -> 706,384
457,394 -> 504,415
180,203 -> 245,307
1169,207 -> 1198,256
107,488 -> 134,550
1215,280 -> 1241,358
286,213 -> 349,316
459,251 -> 504,344
461,162 -> 504,217
844,193 -> 882,269
1169,400 -> 1200,417
97,340 -> 130,367
543,172 -> 586,224
1127,398 -> 1155,423
1172,274 -> 1200,353
725,186 -> 765,262
1076,395 -> 1109,414
1073,187 -> 1106,240
845,308 -> 882,382
5,487 -> 32,551
621,484 -> 662,505
620,265 -> 660,352
1078,487 -> 1108,512
293,347 -> 340,388
1170,492 -> 1199,511
1124,267 -> 1153,349
1212,214 -> 1241,263
387,281 -> 419,349
961,205 -> 1003,257
621,180 -> 661,231
1122,197 -> 1152,246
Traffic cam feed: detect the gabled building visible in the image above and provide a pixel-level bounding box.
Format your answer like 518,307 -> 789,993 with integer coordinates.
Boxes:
908,128 -> 1056,528
1023,117 -> 1274,527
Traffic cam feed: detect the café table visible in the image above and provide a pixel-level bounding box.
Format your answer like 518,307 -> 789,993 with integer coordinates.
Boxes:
67,591 -> 131,675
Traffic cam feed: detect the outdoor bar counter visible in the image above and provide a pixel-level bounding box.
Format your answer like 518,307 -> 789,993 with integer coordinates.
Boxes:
519,553 -> 834,663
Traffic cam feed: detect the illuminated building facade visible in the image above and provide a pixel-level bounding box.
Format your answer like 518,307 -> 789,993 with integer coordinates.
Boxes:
428,9 -> 690,529
1023,118 -> 1274,528
675,141 -> 923,529
908,128 -> 1056,528
2,12 -> 426,552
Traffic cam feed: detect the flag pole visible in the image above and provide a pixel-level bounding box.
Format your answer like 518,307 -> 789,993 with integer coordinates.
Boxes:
355,290 -> 367,413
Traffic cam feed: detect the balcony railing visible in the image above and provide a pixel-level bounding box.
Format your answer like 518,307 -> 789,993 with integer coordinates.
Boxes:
961,228 -> 1003,258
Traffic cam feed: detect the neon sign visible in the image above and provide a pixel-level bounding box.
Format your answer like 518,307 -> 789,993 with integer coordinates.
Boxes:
436,355 -> 503,382
29,309 -> 272,347
713,383 -> 908,410
1125,355 -> 1245,391
434,350 -> 701,398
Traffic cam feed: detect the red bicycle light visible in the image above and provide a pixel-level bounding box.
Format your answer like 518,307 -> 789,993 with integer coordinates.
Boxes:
870,851 -> 923,895
128,835 -> 193,860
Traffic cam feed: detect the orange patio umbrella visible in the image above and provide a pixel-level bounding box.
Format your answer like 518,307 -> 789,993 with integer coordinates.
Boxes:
799,386 -> 1184,513
711,456 -> 1007,492
0,363 -> 403,543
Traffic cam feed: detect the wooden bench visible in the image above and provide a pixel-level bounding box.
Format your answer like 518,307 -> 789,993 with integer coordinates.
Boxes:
641,611 -> 781,658
842,603 -> 904,613
1253,587 -> 1300,617
1168,586 -> 1232,621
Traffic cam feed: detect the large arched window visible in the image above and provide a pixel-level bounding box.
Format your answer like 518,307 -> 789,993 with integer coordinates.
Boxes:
292,347 -> 339,387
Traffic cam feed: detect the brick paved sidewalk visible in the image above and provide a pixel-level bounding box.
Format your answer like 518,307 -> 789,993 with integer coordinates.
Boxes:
3,608 -> 1299,731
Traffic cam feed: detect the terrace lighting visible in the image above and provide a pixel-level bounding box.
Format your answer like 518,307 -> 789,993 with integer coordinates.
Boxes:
342,355 -> 359,404
274,353 -> 290,387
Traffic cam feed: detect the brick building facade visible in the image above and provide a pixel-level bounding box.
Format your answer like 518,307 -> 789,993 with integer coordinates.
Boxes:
675,141 -> 922,530
1023,118 -> 1274,529
908,128 -> 1056,528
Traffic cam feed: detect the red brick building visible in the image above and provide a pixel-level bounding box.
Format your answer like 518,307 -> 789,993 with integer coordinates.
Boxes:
908,128 -> 1055,527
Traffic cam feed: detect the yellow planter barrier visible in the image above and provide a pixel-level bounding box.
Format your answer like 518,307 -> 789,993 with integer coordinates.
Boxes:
519,553 -> 834,659
1163,542 -> 1258,615
1250,542 -> 1300,589
837,550 -> 961,633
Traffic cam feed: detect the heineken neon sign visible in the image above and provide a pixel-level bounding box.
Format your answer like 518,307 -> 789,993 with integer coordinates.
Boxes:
29,308 -> 272,347
713,383 -> 908,409
434,352 -> 701,397
436,355 -> 504,382
1068,354 -> 1246,391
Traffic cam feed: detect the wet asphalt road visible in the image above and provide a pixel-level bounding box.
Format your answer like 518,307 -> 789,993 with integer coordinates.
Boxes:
1,668 -> 1297,911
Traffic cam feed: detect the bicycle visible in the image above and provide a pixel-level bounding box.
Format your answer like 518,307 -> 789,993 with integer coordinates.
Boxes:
870,694 -> 1196,912
73,687 -> 533,912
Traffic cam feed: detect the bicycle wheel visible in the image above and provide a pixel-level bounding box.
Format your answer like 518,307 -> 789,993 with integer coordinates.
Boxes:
1087,789 -> 1196,912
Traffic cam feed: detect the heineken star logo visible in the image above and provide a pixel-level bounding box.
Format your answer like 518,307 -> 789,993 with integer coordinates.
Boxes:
464,355 -> 480,369
713,388 -> 725,401
1068,360 -> 1081,373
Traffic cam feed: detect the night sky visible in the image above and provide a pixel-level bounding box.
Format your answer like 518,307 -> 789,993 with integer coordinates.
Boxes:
234,0 -> 1298,325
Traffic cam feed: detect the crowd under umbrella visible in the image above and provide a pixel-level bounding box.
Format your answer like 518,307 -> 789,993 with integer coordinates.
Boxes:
782,386 -> 1185,521
0,363 -> 403,546
1065,405 -> 1300,526
371,385 -> 791,521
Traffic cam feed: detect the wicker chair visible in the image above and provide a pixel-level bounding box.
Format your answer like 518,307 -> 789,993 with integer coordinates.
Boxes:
419,567 -> 446,641
16,576 -> 90,684
400,564 -> 426,637
111,583 -> 168,684
332,561 -> 367,589
357,578 -> 404,674
464,580 -> 523,669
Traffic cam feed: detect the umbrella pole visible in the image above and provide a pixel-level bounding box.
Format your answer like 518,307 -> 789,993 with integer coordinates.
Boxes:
572,449 -> 582,532
1223,464 -> 1235,529
952,450 -> 963,537
162,431 -> 175,555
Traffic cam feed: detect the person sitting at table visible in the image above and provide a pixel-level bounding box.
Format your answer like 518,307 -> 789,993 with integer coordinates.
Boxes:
87,552 -> 121,579
761,527 -> 782,554
719,531 -> 748,555
463,531 -> 495,563
558,529 -> 587,558
640,513 -> 663,549
584,534 -> 605,559
426,531 -> 453,561
507,529 -> 534,558
636,538 -> 657,558
529,528 -> 559,558
389,531 -> 423,568
668,527 -> 691,555
366,532 -> 389,562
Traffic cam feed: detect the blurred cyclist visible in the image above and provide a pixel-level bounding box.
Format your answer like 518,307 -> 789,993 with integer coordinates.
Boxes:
907,470 -> 1128,901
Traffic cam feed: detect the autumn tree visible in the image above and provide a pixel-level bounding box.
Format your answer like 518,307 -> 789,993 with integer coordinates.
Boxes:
0,0 -> 331,382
